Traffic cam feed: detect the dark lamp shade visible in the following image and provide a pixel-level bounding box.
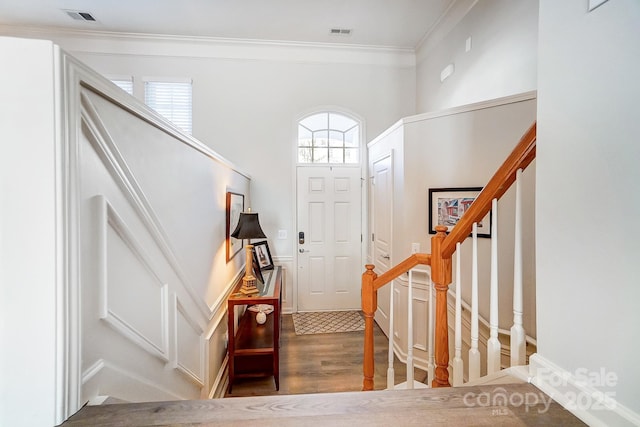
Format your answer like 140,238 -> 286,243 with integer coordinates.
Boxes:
231,212 -> 266,240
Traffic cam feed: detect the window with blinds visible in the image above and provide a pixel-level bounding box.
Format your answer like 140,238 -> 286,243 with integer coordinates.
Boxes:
144,80 -> 193,134
111,79 -> 133,95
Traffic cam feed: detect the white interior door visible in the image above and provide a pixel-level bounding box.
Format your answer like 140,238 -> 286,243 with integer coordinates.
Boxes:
297,166 -> 362,311
371,154 -> 393,334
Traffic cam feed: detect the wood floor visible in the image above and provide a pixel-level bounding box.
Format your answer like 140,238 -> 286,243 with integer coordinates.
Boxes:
226,313 -> 426,396
60,314 -> 587,426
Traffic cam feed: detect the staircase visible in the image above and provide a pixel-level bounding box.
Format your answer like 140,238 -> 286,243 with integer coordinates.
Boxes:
362,122 -> 537,390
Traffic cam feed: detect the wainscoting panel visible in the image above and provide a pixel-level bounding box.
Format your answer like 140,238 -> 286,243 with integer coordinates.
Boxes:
66,55 -> 251,407
175,297 -> 205,386
389,272 -> 432,370
82,359 -> 183,403
97,196 -> 169,362
412,296 -> 428,352
273,257 -> 293,314
393,285 -> 401,341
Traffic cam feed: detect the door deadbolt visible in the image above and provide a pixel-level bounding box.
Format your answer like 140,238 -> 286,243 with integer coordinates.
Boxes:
298,231 -> 305,244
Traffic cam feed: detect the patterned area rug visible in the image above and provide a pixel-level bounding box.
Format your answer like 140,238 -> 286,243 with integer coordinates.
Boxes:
292,310 -> 365,335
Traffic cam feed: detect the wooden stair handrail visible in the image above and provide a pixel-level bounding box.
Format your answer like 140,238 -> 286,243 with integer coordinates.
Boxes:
372,253 -> 431,291
362,122 -> 537,391
441,122 -> 537,258
361,253 -> 431,391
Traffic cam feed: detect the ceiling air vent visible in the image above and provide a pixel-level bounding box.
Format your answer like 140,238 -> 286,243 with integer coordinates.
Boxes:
329,28 -> 352,36
63,10 -> 97,22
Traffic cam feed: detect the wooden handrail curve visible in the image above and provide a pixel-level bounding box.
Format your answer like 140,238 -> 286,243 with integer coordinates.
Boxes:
372,253 -> 431,291
441,122 -> 537,258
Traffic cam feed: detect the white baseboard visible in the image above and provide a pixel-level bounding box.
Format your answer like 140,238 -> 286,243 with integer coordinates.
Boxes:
209,355 -> 229,399
461,366 -> 529,387
529,354 -> 640,427
82,359 -> 186,403
86,396 -> 110,406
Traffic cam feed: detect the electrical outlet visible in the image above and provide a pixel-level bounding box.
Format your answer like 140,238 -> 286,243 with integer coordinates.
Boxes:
411,243 -> 420,254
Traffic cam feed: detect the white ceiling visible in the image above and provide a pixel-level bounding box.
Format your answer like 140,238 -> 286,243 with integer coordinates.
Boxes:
0,0 -> 455,49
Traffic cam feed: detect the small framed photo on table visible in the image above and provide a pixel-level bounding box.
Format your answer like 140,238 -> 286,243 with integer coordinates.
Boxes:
253,240 -> 274,270
251,252 -> 264,284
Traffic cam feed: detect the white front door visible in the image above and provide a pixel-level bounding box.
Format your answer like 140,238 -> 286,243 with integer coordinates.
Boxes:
371,154 -> 393,334
296,166 -> 362,311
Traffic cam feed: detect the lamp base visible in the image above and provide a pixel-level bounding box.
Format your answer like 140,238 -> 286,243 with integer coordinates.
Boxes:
239,276 -> 260,295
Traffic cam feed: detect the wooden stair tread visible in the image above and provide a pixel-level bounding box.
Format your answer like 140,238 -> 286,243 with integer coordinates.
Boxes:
62,383 -> 586,426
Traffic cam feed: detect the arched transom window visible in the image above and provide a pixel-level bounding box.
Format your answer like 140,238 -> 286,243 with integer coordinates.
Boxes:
297,112 -> 360,164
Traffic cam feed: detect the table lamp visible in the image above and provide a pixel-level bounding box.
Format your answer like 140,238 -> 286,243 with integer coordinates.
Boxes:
231,210 -> 266,295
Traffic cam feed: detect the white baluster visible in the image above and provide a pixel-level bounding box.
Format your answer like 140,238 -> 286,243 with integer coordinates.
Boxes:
427,273 -> 434,388
387,280 -> 395,389
406,270 -> 414,389
511,168 -> 526,366
487,198 -> 501,374
469,223 -> 480,381
452,242 -> 463,386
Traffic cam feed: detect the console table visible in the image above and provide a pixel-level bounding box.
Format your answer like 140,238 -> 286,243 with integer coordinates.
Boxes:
227,266 -> 281,393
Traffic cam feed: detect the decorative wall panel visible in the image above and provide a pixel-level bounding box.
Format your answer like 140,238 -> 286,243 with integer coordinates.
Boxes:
97,196 -> 169,362
175,297 -> 205,386
412,297 -> 428,352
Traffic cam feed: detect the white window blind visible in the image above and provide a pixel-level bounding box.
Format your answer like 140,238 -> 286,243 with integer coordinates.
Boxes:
144,80 -> 193,134
111,79 -> 133,95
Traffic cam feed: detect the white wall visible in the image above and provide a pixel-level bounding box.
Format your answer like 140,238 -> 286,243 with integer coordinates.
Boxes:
77,83 -> 250,404
0,37 -> 60,427
0,35 -> 258,426
535,0 -> 640,424
416,0 -> 538,113
402,96 -> 537,333
367,94 -> 537,370
0,29 -> 417,276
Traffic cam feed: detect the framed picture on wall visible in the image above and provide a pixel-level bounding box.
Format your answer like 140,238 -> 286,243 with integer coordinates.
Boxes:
253,240 -> 274,270
226,191 -> 244,262
428,187 -> 492,238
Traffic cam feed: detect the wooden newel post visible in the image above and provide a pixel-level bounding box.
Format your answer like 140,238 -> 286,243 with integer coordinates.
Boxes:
362,264 -> 378,391
431,225 -> 452,387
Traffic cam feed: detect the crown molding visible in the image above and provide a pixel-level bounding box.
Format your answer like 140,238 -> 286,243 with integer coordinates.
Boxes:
0,24 -> 415,67
415,0 -> 478,62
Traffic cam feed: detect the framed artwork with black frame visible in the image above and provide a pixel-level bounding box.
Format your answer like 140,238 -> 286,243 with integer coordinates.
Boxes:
428,187 -> 492,238
253,240 -> 274,270
226,191 -> 244,262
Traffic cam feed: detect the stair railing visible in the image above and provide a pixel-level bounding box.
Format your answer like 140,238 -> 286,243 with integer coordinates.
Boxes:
362,254 -> 431,391
362,122 -> 536,390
